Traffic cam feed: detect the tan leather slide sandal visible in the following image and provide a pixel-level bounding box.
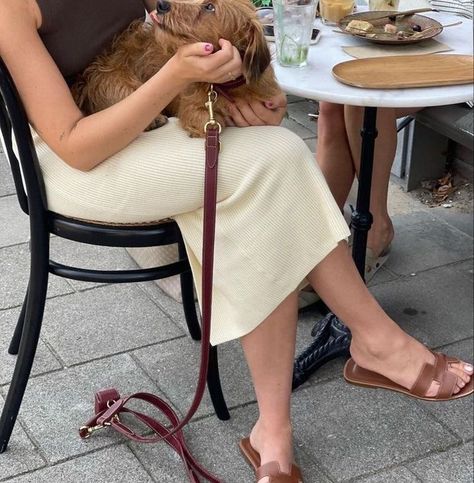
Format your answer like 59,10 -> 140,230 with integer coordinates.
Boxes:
239,437 -> 303,483
344,353 -> 473,401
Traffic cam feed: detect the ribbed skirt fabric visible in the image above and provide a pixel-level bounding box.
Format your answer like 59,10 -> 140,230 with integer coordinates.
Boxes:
35,118 -> 350,345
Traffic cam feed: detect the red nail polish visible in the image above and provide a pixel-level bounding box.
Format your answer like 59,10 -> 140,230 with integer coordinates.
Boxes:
204,43 -> 213,52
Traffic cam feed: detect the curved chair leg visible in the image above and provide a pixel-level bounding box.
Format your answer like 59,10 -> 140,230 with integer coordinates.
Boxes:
8,284 -> 28,355
178,237 -> 201,341
207,345 -> 230,421
0,240 -> 49,453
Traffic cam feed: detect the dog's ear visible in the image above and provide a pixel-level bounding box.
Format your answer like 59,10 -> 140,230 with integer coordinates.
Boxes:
241,19 -> 271,84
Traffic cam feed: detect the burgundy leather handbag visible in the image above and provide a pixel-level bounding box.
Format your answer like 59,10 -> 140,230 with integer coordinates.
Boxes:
79,85 -> 231,483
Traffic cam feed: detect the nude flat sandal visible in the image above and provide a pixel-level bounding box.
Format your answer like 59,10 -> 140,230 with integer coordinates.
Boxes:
239,437 -> 303,483
344,352 -> 473,401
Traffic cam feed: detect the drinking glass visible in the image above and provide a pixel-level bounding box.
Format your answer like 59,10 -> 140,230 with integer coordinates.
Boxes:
368,0 -> 400,10
319,0 -> 355,26
273,0 -> 317,68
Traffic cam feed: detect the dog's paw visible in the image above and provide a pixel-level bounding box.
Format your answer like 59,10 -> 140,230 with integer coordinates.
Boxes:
145,114 -> 168,132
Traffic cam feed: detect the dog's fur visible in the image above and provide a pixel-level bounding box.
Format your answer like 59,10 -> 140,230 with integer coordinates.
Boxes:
71,0 -> 280,137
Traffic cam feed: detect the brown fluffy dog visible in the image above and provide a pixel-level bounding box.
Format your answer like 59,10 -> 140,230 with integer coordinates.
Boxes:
71,0 -> 280,137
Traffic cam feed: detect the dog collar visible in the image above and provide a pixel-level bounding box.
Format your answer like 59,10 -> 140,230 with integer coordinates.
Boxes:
214,75 -> 246,103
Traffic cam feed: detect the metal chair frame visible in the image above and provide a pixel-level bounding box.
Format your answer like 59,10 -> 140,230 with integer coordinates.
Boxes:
0,58 -> 229,454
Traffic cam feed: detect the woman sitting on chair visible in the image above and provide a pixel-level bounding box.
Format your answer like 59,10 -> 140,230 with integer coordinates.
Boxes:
0,1 -> 472,482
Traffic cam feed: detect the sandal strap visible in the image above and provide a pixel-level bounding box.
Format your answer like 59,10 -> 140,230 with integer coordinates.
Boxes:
411,353 -> 459,399
411,360 -> 436,397
256,462 -> 302,482
434,353 -> 459,399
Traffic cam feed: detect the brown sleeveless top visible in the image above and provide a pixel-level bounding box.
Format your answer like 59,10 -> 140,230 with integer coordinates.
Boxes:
37,0 -> 145,80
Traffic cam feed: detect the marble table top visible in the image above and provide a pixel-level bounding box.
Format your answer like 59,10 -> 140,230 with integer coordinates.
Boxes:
272,11 -> 474,108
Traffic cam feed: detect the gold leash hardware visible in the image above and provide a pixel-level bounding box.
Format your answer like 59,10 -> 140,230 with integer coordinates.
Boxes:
204,84 -> 222,133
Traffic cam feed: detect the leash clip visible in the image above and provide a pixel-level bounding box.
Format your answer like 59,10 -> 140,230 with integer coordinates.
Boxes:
204,84 -> 222,133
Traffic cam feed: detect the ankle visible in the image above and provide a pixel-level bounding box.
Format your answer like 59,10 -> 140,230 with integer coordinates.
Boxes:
250,419 -> 292,451
350,327 -> 408,362
366,217 -> 394,255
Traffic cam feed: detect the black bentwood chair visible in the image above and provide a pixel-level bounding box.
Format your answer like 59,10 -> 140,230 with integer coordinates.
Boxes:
0,58 -> 230,453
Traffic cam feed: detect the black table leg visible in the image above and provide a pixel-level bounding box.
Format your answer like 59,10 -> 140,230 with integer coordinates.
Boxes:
293,107 -> 378,389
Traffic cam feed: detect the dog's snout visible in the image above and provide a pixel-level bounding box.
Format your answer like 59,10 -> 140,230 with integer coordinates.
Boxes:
156,1 -> 171,13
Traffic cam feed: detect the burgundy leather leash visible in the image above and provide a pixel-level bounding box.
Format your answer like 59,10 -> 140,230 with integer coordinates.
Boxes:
79,84 -> 227,483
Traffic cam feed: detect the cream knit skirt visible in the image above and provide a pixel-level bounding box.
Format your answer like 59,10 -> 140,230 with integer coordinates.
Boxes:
35,118 -> 350,345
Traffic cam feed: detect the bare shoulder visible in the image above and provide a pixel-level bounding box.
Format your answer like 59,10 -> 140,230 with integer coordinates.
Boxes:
0,0 -> 83,158
0,0 -> 40,30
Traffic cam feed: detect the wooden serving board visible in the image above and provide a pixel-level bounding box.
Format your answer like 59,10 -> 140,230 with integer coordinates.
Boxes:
333,54 -> 474,88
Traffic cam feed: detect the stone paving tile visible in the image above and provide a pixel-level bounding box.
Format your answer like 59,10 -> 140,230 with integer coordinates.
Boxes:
6,354 -> 162,464
0,308 -> 62,386
367,266 -> 399,287
133,337 -> 255,420
132,403 -> 332,483
137,281 -> 189,335
355,466 -> 420,482
0,395 -> 45,481
0,244 -> 74,310
49,238 -> 139,291
287,100 -> 318,131
5,445 -> 153,483
386,211 -> 473,276
407,441 -> 474,483
0,196 -> 30,248
0,152 -> 15,198
431,207 -> 474,238
291,378 -> 458,482
281,117 -> 315,140
418,338 -> 474,442
371,261 -> 473,348
39,284 -> 183,366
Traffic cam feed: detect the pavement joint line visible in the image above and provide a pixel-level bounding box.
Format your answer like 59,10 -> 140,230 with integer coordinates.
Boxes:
0,365 -> 66,391
434,336 -> 474,352
53,333 -> 188,371
342,439 -> 468,483
0,335 -> 188,390
0,442 -> 128,483
134,282 -> 188,335
0,240 -> 30,251
0,288 -> 81,312
38,333 -> 68,368
126,442 -> 160,483
370,255 -> 473,281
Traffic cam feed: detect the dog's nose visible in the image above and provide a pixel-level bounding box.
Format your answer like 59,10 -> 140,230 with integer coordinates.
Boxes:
156,1 -> 171,13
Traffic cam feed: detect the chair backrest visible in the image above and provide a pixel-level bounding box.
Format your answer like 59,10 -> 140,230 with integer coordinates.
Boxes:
0,58 -> 48,216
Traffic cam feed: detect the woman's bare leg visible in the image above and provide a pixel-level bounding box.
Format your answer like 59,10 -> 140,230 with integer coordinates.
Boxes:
241,292 -> 298,483
344,106 -> 396,256
242,243 -> 472,482
307,241 -> 473,395
316,102 -> 355,209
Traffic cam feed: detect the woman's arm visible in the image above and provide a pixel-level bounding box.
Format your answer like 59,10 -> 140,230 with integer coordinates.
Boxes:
0,1 -> 241,171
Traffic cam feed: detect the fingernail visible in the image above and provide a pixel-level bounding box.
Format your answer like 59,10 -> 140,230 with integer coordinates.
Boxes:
464,364 -> 473,372
204,43 -> 213,52
265,101 -> 274,108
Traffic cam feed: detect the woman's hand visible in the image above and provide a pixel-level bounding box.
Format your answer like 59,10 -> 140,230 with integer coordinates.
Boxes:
225,91 -> 287,127
169,39 -> 242,85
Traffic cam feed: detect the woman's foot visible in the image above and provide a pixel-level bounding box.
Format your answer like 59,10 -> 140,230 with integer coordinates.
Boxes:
366,216 -> 394,258
350,327 -> 473,398
249,420 -> 294,483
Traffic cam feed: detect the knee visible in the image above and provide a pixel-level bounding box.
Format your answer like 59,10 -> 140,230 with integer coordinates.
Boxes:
260,127 -> 313,172
318,102 -> 346,135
